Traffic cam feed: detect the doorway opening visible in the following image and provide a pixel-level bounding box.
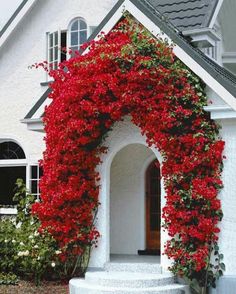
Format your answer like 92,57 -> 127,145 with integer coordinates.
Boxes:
109,144 -> 161,258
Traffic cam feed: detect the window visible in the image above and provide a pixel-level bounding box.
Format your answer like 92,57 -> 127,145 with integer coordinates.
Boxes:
47,18 -> 89,68
0,141 -> 25,159
29,165 -> 43,201
0,141 -> 26,206
69,18 -> 87,55
48,30 -> 67,70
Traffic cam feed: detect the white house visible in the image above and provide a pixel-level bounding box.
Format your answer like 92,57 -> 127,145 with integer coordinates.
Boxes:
1,0 -> 236,293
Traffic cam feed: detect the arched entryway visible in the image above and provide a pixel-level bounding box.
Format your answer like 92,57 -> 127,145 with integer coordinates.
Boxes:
88,119 -> 169,269
109,143 -> 161,256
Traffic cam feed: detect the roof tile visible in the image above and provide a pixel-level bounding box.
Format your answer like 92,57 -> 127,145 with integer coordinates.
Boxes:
147,0 -> 219,31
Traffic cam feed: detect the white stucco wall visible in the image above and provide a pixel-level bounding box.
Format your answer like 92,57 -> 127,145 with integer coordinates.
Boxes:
218,119 -> 236,275
0,0 -> 117,163
110,143 -> 154,255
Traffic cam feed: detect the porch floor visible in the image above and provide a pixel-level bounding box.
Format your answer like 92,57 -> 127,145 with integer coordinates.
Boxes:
110,254 -> 160,264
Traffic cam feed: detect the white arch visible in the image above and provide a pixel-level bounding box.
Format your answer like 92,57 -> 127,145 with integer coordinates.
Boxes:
89,118 -> 170,269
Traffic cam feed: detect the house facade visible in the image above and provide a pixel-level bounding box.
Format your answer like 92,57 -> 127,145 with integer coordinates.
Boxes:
1,1 -> 236,293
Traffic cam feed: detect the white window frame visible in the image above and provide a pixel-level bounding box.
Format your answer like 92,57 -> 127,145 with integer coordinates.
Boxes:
47,30 -> 61,70
29,164 -> 42,201
67,17 -> 88,58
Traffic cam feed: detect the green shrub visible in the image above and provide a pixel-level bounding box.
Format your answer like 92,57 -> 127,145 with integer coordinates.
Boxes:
0,180 -> 62,285
0,272 -> 19,285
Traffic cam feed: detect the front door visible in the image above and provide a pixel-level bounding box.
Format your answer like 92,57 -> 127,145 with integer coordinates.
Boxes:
146,160 -> 161,253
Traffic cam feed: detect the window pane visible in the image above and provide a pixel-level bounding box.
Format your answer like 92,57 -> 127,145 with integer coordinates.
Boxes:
71,32 -> 78,46
31,180 -> 38,194
61,31 -> 67,48
79,20 -> 87,30
0,167 -> 26,205
39,167 -> 43,178
54,32 -> 58,45
49,48 -> 53,62
54,46 -> 58,60
49,33 -> 53,47
70,46 -> 79,57
31,166 -> 38,179
61,31 -> 67,62
80,30 -> 87,45
71,20 -> 78,31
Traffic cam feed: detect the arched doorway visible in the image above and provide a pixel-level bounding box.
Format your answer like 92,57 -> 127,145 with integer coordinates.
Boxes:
88,119 -> 166,268
145,160 -> 161,255
109,143 -> 161,256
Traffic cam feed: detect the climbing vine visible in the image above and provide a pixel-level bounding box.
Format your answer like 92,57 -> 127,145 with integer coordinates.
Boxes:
33,15 -> 225,291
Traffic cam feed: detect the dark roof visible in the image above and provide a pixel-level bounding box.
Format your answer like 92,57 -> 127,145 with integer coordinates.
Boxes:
0,0 -> 28,38
147,0 -> 219,31
24,0 -> 236,119
136,0 -> 236,96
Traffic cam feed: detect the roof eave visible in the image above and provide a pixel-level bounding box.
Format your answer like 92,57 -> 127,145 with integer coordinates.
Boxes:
21,118 -> 44,132
0,0 -> 37,49
182,28 -> 221,48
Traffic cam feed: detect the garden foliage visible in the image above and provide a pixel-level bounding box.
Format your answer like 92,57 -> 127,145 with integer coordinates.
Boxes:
0,179 -> 90,285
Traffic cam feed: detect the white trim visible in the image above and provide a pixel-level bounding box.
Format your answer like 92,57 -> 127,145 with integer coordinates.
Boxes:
21,118 -> 44,132
67,17 -> 88,59
209,0 -> 224,29
182,28 -> 220,48
0,0 -> 37,49
204,105 -> 236,119
0,159 -> 27,166
0,208 -> 17,215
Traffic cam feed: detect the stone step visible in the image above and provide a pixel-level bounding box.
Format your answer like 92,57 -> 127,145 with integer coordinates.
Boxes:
69,278 -> 187,294
85,271 -> 175,288
104,262 -> 162,274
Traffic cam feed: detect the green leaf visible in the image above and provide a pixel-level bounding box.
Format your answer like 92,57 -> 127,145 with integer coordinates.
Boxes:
219,270 -> 224,277
214,245 -> 219,251
219,254 -> 224,260
220,263 -> 226,271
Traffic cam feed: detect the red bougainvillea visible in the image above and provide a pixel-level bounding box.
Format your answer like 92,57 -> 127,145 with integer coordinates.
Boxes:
33,16 -> 224,287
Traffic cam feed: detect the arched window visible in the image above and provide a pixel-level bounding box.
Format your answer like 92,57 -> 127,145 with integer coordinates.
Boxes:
0,141 -> 26,206
0,141 -> 26,159
69,18 -> 87,55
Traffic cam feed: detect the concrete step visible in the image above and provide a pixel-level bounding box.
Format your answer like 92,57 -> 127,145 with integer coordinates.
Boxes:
104,262 -> 162,274
69,278 -> 187,294
85,271 -> 175,288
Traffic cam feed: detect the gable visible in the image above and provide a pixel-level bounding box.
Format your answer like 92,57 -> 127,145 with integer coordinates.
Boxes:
88,0 -> 236,110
